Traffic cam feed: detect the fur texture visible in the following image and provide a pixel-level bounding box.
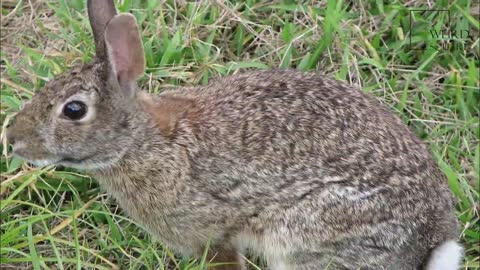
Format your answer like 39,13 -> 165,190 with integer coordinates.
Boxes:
7,1 -> 461,269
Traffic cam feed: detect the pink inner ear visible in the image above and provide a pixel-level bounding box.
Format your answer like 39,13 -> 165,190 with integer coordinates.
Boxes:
109,46 -> 131,83
104,14 -> 145,86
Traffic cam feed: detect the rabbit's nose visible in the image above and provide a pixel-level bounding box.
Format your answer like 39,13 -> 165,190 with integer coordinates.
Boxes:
6,128 -> 17,146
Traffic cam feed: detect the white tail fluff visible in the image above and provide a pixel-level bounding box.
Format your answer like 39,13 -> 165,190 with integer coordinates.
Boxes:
426,240 -> 463,270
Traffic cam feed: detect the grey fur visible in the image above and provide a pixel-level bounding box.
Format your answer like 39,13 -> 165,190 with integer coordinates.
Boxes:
7,2 -> 460,270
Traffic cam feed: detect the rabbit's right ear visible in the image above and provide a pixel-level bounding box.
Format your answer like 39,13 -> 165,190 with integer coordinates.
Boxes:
104,14 -> 145,97
87,0 -> 117,59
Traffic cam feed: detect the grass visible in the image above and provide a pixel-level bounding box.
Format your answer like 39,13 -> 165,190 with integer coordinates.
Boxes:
0,0 -> 479,269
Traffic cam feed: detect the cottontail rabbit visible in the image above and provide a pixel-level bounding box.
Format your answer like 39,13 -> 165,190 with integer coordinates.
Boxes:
7,0 -> 462,269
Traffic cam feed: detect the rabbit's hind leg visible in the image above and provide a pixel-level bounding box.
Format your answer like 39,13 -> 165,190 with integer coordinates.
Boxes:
205,246 -> 246,270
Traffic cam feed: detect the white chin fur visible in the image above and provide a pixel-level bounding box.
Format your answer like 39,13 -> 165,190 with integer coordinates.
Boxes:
426,240 -> 463,270
59,160 -> 112,171
28,159 -> 58,167
25,158 -> 108,171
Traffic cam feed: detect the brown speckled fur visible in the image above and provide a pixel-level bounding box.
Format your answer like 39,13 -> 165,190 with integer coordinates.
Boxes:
6,1 -> 460,269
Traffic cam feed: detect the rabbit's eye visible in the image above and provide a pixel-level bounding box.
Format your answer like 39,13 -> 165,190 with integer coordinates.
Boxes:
63,101 -> 87,120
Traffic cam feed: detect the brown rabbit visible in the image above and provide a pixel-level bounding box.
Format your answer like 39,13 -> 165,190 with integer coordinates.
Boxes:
6,0 -> 462,269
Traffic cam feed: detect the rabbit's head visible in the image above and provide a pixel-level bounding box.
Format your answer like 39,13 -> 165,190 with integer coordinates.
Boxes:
7,0 -> 146,170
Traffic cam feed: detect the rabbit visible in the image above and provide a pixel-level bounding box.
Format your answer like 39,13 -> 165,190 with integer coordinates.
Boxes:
6,0 -> 463,269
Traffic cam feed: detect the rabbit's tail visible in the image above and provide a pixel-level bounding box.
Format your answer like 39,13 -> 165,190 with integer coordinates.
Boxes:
425,240 -> 463,270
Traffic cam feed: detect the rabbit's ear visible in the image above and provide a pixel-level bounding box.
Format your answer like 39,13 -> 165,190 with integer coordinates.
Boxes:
104,14 -> 145,96
87,0 -> 117,59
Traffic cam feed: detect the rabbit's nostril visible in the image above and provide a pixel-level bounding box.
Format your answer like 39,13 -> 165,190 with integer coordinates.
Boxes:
6,115 -> 17,129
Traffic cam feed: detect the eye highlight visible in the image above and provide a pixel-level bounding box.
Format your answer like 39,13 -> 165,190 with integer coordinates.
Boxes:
63,101 -> 87,120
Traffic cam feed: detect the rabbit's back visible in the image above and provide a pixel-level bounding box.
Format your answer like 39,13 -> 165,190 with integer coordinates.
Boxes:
172,69 -> 450,191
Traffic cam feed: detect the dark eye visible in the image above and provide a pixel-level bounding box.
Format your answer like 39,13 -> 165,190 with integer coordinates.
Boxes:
63,101 -> 87,120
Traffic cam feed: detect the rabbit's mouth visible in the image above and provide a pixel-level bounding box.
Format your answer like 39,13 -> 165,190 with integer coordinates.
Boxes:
11,144 -> 95,169
14,154 -> 87,168
11,142 -> 60,167
57,153 -> 121,171
58,154 -> 95,165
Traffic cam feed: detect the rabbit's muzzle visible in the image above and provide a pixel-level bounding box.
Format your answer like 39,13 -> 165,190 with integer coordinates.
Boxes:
6,114 -> 55,166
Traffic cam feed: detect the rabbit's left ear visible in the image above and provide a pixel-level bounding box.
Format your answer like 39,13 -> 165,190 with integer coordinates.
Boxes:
104,14 -> 145,96
87,0 -> 117,60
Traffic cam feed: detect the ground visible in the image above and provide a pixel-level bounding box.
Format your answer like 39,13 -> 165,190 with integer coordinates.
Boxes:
0,0 -> 478,269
